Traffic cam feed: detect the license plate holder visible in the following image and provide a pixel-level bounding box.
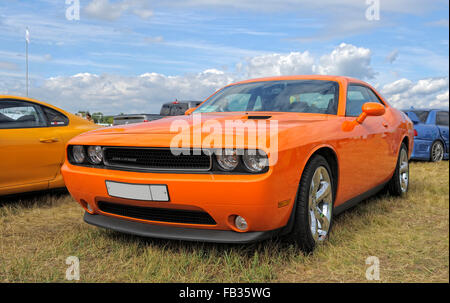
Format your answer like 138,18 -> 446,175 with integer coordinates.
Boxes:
105,181 -> 169,201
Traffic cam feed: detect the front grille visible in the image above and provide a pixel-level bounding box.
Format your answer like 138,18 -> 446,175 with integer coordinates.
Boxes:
97,201 -> 217,225
103,147 -> 212,171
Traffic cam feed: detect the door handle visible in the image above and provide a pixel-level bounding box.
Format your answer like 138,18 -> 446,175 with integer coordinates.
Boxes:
39,137 -> 59,143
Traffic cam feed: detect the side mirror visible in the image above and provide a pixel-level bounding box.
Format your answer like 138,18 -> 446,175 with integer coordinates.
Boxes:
356,102 -> 385,124
184,107 -> 198,115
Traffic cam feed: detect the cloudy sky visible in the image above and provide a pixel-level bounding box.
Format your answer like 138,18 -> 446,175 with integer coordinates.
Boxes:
0,0 -> 448,114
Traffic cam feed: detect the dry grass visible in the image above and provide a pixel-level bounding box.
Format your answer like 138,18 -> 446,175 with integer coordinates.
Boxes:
0,161 -> 448,283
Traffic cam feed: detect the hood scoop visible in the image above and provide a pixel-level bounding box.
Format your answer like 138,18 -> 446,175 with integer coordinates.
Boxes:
246,115 -> 272,120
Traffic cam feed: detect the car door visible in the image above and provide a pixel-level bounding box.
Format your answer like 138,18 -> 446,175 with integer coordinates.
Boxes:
436,111 -> 449,153
0,100 -> 64,190
339,84 -> 391,200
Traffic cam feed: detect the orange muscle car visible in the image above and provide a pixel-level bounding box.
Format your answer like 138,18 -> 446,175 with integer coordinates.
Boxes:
61,75 -> 414,252
0,96 -> 100,196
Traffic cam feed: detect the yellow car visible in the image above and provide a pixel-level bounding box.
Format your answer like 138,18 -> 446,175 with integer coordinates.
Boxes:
0,96 -> 101,196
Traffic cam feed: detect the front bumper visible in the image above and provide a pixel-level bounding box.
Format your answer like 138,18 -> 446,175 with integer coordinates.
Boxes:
62,160 -> 299,234
84,212 -> 282,243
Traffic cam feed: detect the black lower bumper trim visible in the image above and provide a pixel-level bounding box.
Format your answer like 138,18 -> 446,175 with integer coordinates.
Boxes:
84,212 -> 281,244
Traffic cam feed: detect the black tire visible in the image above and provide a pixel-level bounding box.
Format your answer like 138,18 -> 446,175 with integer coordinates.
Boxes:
388,143 -> 409,196
288,155 -> 334,253
430,141 -> 444,162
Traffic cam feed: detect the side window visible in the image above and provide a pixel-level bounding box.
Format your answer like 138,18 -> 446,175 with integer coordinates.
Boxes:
436,112 -> 449,126
253,96 -> 263,111
0,100 -> 46,129
42,106 -> 69,126
366,88 -> 384,104
346,85 -> 382,117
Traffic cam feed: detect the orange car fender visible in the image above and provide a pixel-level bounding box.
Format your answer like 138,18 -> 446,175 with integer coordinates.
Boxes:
279,143 -> 339,233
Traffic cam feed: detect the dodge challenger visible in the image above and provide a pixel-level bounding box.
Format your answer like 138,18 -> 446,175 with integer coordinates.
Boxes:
61,75 -> 414,252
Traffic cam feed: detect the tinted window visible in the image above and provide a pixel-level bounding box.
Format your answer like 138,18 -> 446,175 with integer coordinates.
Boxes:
436,111 -> 449,126
195,80 -> 339,114
42,106 -> 69,126
160,104 -> 170,116
346,85 -> 383,117
366,88 -> 384,104
411,110 -> 430,123
0,100 -> 46,129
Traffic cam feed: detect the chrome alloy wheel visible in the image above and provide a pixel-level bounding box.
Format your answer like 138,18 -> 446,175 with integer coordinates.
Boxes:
431,142 -> 444,162
399,148 -> 409,193
308,166 -> 333,242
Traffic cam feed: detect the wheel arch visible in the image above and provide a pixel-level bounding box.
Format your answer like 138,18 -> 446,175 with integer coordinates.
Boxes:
281,144 -> 339,236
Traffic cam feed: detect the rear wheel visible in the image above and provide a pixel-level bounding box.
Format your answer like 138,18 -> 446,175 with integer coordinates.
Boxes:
430,141 -> 444,162
289,155 -> 334,253
388,143 -> 409,196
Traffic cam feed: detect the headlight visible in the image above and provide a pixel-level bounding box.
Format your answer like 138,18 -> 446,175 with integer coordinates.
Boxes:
242,150 -> 268,172
72,145 -> 86,164
216,149 -> 239,171
87,146 -> 103,164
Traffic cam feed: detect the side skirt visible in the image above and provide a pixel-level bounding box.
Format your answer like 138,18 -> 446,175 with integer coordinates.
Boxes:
333,181 -> 388,216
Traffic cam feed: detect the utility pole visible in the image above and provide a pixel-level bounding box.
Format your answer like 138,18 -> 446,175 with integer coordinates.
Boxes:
25,27 -> 29,97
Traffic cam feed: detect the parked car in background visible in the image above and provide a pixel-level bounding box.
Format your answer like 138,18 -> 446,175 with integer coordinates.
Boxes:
0,96 -> 100,196
113,114 -> 163,126
160,100 -> 202,116
113,101 -> 202,126
403,109 -> 449,162
62,75 -> 414,253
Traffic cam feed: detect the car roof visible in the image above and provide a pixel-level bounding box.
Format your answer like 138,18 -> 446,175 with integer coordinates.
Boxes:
0,95 -> 70,114
229,75 -> 363,86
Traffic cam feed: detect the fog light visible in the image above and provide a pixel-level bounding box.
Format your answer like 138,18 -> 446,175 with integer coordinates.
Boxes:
234,216 -> 248,231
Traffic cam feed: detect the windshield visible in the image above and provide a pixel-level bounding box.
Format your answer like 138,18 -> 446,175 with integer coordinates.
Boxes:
411,110 -> 430,123
195,80 -> 340,114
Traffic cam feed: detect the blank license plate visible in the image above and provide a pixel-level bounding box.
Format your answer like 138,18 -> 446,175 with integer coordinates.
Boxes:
105,181 -> 169,201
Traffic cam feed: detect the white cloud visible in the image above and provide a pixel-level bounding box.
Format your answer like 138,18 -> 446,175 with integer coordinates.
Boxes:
84,0 -> 153,21
244,52 -> 314,78
314,43 -> 375,79
381,78 -> 413,95
84,0 -> 129,21
27,69 -> 236,114
165,0 -> 442,14
1,43 -> 448,114
381,77 -> 449,109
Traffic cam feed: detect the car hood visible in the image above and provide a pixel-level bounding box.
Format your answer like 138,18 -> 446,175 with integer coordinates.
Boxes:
68,112 -> 335,150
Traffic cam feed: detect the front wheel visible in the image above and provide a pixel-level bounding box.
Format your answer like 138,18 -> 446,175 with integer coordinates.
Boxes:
388,143 -> 409,196
289,155 -> 334,253
430,141 -> 444,162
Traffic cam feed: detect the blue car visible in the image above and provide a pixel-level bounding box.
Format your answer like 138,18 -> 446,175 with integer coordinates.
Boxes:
403,109 -> 449,162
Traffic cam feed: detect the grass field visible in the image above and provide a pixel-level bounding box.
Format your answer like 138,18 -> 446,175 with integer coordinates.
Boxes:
1,161 -> 448,283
